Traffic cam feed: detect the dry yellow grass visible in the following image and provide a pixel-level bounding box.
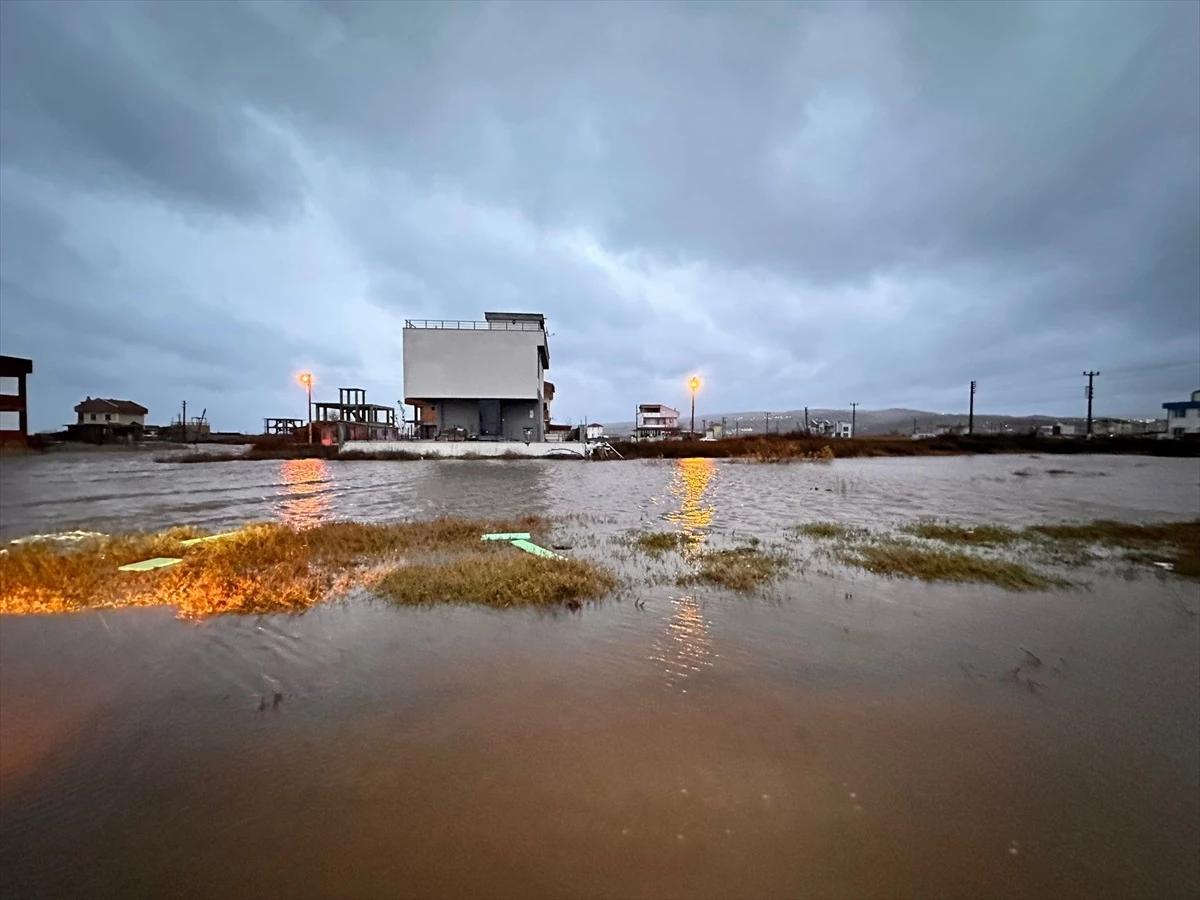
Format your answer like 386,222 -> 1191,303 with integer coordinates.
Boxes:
373,552 -> 617,608
0,517 -> 549,617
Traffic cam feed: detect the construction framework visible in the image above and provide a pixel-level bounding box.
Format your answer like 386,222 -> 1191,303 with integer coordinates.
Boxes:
263,417 -> 305,436
313,388 -> 398,443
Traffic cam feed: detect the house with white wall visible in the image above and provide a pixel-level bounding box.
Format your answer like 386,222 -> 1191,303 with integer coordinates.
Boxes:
636,404 -> 679,440
1163,389 -> 1200,438
75,397 -> 148,427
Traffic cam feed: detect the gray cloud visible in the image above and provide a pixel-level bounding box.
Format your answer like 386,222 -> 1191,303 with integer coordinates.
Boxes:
1,0 -> 1196,432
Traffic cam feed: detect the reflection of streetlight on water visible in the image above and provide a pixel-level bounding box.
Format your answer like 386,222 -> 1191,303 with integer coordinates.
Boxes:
280,458 -> 331,528
652,457 -> 718,688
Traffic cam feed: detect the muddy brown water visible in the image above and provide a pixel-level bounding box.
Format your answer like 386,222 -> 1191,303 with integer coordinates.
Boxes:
1,452 -> 1198,899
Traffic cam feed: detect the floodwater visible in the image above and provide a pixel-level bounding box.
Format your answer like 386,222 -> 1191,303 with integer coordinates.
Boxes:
1,452 -> 1198,899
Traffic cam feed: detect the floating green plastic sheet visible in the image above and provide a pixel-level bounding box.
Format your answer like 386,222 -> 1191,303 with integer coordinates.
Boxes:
481,533 -> 532,542
118,557 -> 183,572
510,539 -> 563,560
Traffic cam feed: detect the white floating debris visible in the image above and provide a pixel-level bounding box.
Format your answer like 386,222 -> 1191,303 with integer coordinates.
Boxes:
849,792 -> 857,799
1153,562 -> 1174,570
10,530 -> 106,545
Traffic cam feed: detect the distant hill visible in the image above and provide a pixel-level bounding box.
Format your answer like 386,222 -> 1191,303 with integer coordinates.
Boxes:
599,407 -> 1135,437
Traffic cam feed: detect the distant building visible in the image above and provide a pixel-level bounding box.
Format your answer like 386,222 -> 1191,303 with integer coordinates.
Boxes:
0,354 -> 33,445
75,397 -> 147,427
935,423 -> 968,436
704,422 -> 725,441
636,404 -> 679,441
585,423 -> 604,441
1163,389 -> 1200,439
402,312 -> 551,441
835,421 -> 853,438
69,397 -> 148,444
1036,422 -> 1076,438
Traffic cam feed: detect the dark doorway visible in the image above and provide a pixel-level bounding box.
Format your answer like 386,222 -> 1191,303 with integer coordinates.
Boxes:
479,400 -> 501,438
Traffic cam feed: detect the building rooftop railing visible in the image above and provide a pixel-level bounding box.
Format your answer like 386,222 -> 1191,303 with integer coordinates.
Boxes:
404,319 -> 544,332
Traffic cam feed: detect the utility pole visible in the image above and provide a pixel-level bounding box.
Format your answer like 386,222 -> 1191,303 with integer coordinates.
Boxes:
1083,371 -> 1100,436
969,380 -> 976,435
181,399 -> 187,443
765,412 -> 770,434
804,407 -> 809,434
913,416 -> 918,436
850,402 -> 858,437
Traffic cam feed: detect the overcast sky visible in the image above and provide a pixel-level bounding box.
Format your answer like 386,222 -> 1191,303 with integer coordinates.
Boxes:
1,0 -> 1197,432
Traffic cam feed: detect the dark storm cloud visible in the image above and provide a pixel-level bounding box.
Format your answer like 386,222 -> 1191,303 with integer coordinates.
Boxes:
0,1 -> 303,219
1,0 -> 1196,430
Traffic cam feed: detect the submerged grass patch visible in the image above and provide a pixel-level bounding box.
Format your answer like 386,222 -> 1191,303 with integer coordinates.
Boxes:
633,531 -> 685,555
900,522 -> 1022,546
1025,519 -> 1200,577
374,552 -> 617,608
680,547 -> 790,592
0,516 -> 556,617
838,541 -> 1063,591
795,522 -> 866,540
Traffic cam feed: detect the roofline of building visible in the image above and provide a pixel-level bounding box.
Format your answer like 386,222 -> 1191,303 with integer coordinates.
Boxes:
0,355 -> 33,376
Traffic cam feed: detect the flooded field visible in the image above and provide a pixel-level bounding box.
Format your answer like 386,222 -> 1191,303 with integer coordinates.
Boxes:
2,452 -> 1198,898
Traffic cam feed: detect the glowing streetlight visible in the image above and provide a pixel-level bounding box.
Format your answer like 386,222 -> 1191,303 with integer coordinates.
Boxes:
298,372 -> 313,444
688,376 -> 701,437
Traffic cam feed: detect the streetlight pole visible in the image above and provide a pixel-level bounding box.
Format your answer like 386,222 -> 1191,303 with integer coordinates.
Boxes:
688,376 -> 700,437
299,372 -> 313,444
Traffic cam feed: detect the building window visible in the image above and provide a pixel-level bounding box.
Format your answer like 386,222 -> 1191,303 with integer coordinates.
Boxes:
105,414 -> 112,421
90,413 -> 97,421
1173,428 -> 1185,438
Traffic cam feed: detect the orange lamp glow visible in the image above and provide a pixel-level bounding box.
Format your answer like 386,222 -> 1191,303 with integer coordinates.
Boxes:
298,372 -> 313,387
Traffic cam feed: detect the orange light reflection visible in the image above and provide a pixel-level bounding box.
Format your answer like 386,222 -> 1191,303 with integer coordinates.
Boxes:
280,458 -> 331,529
651,457 -> 718,689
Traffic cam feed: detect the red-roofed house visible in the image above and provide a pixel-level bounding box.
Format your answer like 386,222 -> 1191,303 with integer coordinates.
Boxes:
74,397 -> 148,427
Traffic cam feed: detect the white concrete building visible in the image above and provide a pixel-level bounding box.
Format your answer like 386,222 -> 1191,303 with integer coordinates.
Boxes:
1163,389 -> 1200,438
402,312 -> 550,441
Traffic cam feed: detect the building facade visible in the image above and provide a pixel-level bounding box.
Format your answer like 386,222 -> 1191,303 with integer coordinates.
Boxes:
1163,390 -> 1200,438
75,398 -> 147,427
636,404 -> 679,440
403,312 -> 550,441
0,355 -> 33,445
